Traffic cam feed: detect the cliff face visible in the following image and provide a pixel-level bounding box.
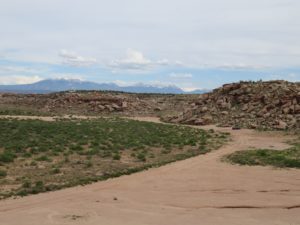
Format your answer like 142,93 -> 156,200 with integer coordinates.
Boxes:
163,80 -> 300,130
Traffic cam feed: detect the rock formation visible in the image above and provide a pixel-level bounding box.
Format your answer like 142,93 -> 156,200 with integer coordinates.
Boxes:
163,80 -> 300,130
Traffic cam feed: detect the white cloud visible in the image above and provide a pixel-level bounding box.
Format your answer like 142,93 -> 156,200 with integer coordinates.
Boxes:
109,49 -> 169,71
169,73 -> 193,79
157,59 -> 170,65
268,73 -> 300,82
0,65 -> 46,84
181,87 -> 199,92
59,49 -> 97,67
1,1 -> 300,68
51,73 -> 84,81
174,61 -> 184,66
0,65 -> 44,74
213,63 -> 270,70
0,75 -> 42,85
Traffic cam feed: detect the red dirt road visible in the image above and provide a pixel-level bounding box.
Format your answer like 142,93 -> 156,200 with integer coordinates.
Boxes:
0,117 -> 299,225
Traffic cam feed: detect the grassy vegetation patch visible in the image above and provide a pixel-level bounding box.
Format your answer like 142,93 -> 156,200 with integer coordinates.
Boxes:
0,108 -> 51,116
0,117 -> 229,199
225,140 -> 300,169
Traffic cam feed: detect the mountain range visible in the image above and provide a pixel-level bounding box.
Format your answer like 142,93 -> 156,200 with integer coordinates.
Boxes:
0,79 -> 208,94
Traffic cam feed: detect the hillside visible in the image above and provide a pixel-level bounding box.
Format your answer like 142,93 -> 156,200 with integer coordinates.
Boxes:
0,80 -> 299,130
0,91 -> 198,117
163,80 -> 300,130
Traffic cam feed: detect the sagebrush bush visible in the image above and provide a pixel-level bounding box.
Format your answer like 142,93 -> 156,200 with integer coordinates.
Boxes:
0,170 -> 7,178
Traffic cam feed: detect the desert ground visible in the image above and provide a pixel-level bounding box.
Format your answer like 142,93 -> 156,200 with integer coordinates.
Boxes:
0,117 -> 299,225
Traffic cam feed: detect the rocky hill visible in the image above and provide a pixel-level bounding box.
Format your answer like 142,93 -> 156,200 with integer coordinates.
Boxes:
0,91 -> 197,117
163,80 -> 300,130
0,80 -> 299,130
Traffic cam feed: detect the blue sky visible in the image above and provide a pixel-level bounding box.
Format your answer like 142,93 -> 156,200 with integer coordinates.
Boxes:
0,0 -> 299,90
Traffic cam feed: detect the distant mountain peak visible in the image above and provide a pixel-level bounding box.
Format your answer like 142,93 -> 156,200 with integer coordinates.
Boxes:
0,79 -> 209,94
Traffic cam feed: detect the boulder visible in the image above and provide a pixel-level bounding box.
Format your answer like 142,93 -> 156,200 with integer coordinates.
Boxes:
194,116 -> 213,125
98,105 -> 105,110
221,111 -> 229,115
201,106 -> 208,112
274,120 -> 287,130
105,105 -> 114,112
122,101 -> 128,108
111,103 -> 121,111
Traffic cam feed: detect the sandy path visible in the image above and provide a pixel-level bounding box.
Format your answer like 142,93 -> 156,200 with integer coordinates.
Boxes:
0,116 -> 299,225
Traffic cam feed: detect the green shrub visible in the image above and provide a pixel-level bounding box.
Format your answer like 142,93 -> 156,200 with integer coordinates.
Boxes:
0,170 -> 7,178
36,155 -> 51,162
113,153 -> 121,160
30,161 -> 37,166
226,146 -> 300,168
137,153 -> 146,162
51,168 -> 61,174
22,180 -> 32,188
35,180 -> 44,188
0,151 -> 15,163
161,149 -> 171,154
16,190 -> 28,197
85,161 -> 93,168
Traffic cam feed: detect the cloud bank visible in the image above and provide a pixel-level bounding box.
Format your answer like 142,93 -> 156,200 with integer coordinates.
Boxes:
59,50 -> 97,67
109,49 -> 169,71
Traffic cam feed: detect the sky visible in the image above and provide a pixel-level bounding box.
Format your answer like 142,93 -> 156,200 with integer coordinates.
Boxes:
0,0 -> 299,90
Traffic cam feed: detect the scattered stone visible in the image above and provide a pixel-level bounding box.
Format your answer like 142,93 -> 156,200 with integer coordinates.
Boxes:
111,103 -> 121,111
98,105 -> 105,110
201,106 -> 208,112
232,125 -> 241,130
249,123 -> 258,129
122,101 -> 128,108
164,80 -> 300,131
274,120 -> 288,130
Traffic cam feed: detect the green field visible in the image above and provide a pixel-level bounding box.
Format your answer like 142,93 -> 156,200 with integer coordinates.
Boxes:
225,139 -> 300,169
0,118 -> 229,199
